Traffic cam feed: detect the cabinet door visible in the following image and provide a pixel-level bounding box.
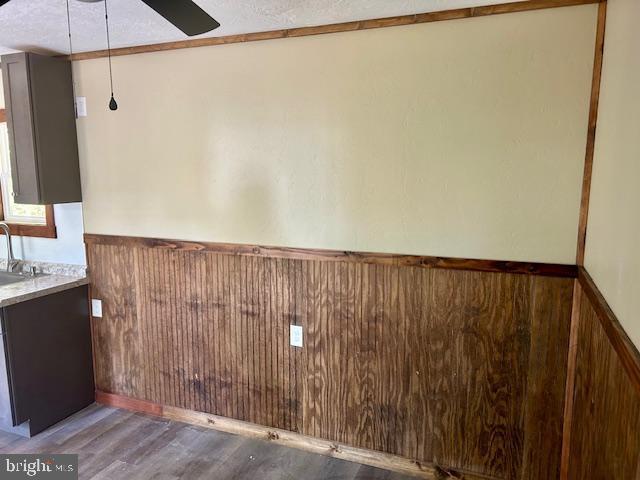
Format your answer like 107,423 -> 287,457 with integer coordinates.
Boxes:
27,53 -> 82,204
0,53 -> 40,204
1,52 -> 82,205
0,321 -> 17,429
2,286 -> 94,434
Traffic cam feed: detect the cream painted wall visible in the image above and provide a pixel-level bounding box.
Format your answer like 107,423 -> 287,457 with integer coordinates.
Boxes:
585,0 -> 640,347
75,5 -> 596,264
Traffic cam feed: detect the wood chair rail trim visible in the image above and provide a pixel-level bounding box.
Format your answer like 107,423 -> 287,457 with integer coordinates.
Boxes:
69,0 -> 602,61
83,233 -> 578,278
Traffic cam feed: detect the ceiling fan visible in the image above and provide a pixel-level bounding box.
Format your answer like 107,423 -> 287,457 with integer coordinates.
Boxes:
0,0 -> 221,37
0,0 -> 219,111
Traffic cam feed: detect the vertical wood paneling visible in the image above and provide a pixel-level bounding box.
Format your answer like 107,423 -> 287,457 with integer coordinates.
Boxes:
89,245 -> 141,398
218,255 -> 229,417
133,248 -> 149,403
567,292 -> 640,480
88,242 -> 573,479
357,262 -> 375,451
520,277 -> 573,480
306,260 -> 320,438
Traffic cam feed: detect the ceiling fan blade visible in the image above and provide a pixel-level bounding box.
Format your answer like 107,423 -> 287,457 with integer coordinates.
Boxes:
139,0 -> 220,36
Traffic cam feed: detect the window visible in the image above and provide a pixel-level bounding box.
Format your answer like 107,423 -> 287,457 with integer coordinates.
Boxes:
0,109 -> 56,238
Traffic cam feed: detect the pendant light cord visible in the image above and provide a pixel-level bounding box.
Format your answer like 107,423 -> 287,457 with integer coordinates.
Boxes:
65,0 -> 77,116
104,0 -> 115,98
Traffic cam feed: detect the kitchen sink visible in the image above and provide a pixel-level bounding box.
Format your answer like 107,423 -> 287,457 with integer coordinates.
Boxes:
0,271 -> 36,287
0,222 -> 46,287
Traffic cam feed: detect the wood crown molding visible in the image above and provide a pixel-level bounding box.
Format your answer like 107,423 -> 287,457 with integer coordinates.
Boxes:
576,1 -> 607,265
95,390 -> 499,480
577,267 -> 640,396
69,0 -> 602,61
84,233 -> 577,278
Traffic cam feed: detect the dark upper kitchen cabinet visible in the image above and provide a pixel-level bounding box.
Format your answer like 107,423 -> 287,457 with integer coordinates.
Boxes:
1,52 -> 82,204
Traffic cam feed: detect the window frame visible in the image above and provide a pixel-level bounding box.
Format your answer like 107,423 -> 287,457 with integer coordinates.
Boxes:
0,108 -> 57,239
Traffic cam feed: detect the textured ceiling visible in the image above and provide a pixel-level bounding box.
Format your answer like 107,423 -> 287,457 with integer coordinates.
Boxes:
0,0 -> 523,56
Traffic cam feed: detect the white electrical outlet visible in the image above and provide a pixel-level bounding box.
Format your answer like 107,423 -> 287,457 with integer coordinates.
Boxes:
76,96 -> 87,117
290,325 -> 303,348
91,299 -> 103,318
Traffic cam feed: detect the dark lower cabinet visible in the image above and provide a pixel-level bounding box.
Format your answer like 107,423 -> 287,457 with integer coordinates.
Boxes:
0,285 -> 94,437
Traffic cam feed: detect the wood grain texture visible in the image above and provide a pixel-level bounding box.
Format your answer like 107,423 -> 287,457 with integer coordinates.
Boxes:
89,244 -> 142,398
559,281 -> 582,480
68,0 -> 601,61
87,236 -> 573,479
576,1 -> 607,265
565,286 -> 640,479
577,267 -> 640,395
0,219 -> 57,239
84,234 -> 577,278
520,277 -> 574,480
95,391 -> 162,417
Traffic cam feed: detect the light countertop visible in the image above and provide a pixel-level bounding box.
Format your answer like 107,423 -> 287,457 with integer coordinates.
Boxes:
0,273 -> 89,308
0,260 -> 88,308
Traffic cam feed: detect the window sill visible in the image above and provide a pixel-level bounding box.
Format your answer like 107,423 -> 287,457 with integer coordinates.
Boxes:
0,223 -> 57,239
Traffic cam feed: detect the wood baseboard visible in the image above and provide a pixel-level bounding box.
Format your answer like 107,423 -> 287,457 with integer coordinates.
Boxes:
96,391 -> 499,480
95,391 -> 162,417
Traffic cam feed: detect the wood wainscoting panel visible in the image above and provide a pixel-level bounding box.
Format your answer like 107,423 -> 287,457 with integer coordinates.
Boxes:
565,283 -> 640,479
87,236 -> 574,479
89,244 -> 142,398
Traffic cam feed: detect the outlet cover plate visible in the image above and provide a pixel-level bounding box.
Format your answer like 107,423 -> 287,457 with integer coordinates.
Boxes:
76,96 -> 87,117
290,324 -> 303,348
91,299 -> 102,318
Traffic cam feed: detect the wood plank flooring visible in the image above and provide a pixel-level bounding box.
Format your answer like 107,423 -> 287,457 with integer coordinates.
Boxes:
0,404 -> 415,480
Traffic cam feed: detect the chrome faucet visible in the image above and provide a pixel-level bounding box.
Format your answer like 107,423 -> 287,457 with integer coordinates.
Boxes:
0,222 -> 19,272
